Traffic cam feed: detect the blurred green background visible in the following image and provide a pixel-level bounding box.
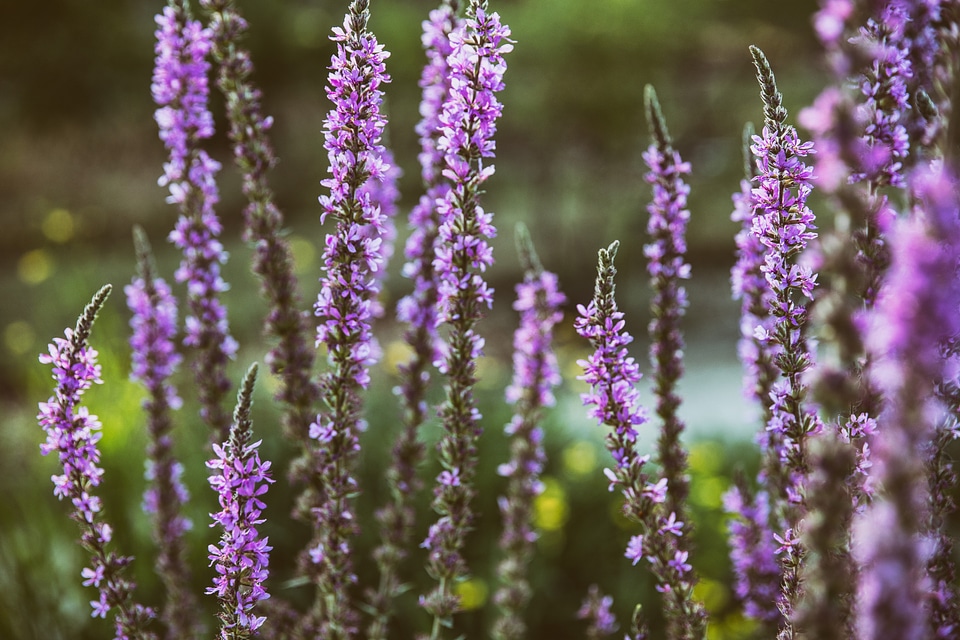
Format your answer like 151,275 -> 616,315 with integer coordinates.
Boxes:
2,0 -> 828,638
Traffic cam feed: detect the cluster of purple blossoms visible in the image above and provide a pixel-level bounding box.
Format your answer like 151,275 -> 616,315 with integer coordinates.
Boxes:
420,1 -> 512,627
152,3 -> 237,442
576,242 -> 705,639
199,0 -> 320,448
850,9 -> 912,188
125,228 -> 199,639
207,365 -> 274,638
38,286 -> 156,639
642,85 -> 693,524
854,164 -> 960,640
308,0 -> 392,635
577,585 -> 620,640
723,483 -> 781,623
365,7 -> 463,639
494,230 -> 565,640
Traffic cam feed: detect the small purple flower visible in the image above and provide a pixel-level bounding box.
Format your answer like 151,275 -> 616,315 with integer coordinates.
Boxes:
723,483 -> 781,624
206,364 -> 274,639
577,585 -> 620,639
625,535 -> 645,566
643,85 -> 693,531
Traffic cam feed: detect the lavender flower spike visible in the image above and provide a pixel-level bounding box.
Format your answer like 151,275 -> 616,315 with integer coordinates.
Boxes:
199,0 -> 319,449
305,1 -> 391,636
153,0 -> 237,443
126,227 -> 200,640
206,363 -> 274,640
855,164 -> 960,640
366,7 -> 462,638
575,242 -> 706,640
643,85 -> 692,529
418,0 -> 511,633
38,285 -> 156,639
749,45 -> 822,638
493,225 -> 565,640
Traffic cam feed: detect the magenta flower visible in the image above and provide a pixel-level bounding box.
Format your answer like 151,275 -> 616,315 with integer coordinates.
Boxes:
576,241 -> 705,638
307,1 -> 392,635
577,585 -> 620,639
493,227 -> 565,640
199,0 -> 320,450
642,85 -> 693,531
125,228 -> 199,639
38,286 -> 156,639
206,364 -> 274,639
152,2 -> 237,443
723,483 -> 781,624
856,163 -> 960,640
420,1 -> 512,628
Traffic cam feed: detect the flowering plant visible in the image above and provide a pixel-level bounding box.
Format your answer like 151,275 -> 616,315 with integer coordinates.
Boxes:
33,1 -> 960,639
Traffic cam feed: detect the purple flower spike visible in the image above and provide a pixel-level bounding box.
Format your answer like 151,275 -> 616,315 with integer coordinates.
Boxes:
207,363 -> 274,640
200,0 -> 320,452
576,241 -> 705,638
493,226 -> 565,640
38,285 -> 157,640
643,85 -> 693,531
126,227 -> 199,639
367,7 -> 462,638
307,1 -> 391,636
153,2 -> 237,443
856,163 -> 960,640
420,0 -> 512,631
749,48 -> 825,633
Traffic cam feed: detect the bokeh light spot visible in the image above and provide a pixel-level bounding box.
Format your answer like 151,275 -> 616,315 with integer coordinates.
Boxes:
383,339 -> 414,374
688,440 -> 723,475
289,235 -> 317,275
562,440 -> 597,477
454,578 -> 488,611
5,321 -> 36,356
18,249 -> 54,284
42,208 -> 75,243
534,476 -> 569,532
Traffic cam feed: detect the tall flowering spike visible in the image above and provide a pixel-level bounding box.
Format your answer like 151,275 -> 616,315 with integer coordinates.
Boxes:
199,0 -> 319,452
793,436 -> 857,639
642,85 -> 692,529
366,7 -> 462,637
419,1 -> 511,633
492,225 -> 565,640
153,0 -> 237,444
206,363 -> 274,640
929,379 -> 960,638
575,242 -> 706,640
126,227 -> 199,640
38,285 -> 157,639
855,163 -> 960,640
749,45 -> 822,639
305,1 -> 391,637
